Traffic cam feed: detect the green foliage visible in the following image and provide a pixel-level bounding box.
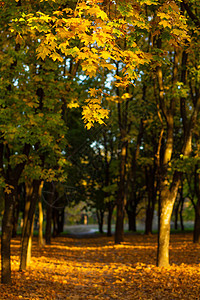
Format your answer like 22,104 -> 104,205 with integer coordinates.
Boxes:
183,201 -> 195,221
172,156 -> 200,173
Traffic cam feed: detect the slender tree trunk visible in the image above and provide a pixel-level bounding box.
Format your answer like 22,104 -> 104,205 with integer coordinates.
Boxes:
158,197 -> 174,267
99,217 -> 104,233
45,183 -> 54,245
45,204 -> 52,244
27,213 -> 35,266
38,181 -> 44,247
158,173 -> 180,267
100,211 -> 104,233
180,198 -> 185,231
53,208 -> 59,237
107,203 -> 113,236
19,180 -> 40,271
145,167 -> 157,235
174,197 -> 181,230
156,45 -> 180,267
58,209 -> 64,234
12,192 -> 20,238
115,196 -> 125,243
174,179 -> 185,231
103,130 -> 113,237
114,66 -> 130,244
157,40 -> 199,265
179,180 -> 185,231
97,210 -> 104,234
1,2 -> 22,282
193,202 -> 200,243
145,207 -> 154,235
115,139 -> 128,244
126,119 -> 144,234
1,191 -> 15,284
193,166 -> 200,243
127,205 -> 137,232
22,180 -> 32,238
1,144 -> 30,283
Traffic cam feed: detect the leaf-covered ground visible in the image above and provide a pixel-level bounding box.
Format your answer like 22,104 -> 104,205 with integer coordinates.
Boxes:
1,233 -> 200,299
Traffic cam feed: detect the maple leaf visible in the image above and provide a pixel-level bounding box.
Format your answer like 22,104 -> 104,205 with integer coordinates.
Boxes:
50,52 -> 64,62
88,88 -> 100,97
159,19 -> 172,29
36,44 -> 51,60
15,34 -> 23,45
82,97 -> 109,129
100,50 -> 111,60
96,10 -> 108,21
121,93 -> 132,99
67,100 -> 80,109
53,11 -> 63,17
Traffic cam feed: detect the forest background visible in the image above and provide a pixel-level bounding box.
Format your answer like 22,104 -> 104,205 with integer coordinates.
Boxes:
0,0 -> 199,286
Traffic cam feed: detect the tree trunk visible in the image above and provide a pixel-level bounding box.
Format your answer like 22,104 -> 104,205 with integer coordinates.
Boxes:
145,167 -> 157,235
179,180 -> 185,231
59,209 -> 64,234
19,180 -> 40,271
107,203 -> 113,236
145,206 -> 154,235
12,191 -> 20,238
193,201 -> 200,243
102,131 -> 113,237
1,191 -> 15,284
53,209 -> 64,236
38,181 -> 44,247
53,208 -> 59,237
97,209 -> 104,234
27,213 -> 35,266
174,179 -> 185,231
114,68 -> 130,244
126,119 -> 144,234
174,197 -> 181,230
1,0 -> 23,283
158,198 -> 173,267
99,210 -> 104,233
157,173 -> 180,267
115,198 -> 125,243
127,206 -> 137,232
193,165 -> 200,243
45,183 -> 54,245
180,198 -> 185,232
114,140 -> 128,244
45,205 -> 52,244
22,180 -> 32,238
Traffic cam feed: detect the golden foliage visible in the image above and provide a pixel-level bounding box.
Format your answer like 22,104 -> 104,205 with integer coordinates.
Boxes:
1,233 -> 200,299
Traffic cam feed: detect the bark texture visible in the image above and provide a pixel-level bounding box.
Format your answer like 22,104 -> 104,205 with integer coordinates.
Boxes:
20,180 -> 40,271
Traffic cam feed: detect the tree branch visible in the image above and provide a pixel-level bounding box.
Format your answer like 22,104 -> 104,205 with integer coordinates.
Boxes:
182,0 -> 200,28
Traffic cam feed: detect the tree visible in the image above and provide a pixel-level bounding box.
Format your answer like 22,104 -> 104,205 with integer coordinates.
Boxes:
151,1 -> 200,267
1,0 -> 199,284
0,0 -> 67,282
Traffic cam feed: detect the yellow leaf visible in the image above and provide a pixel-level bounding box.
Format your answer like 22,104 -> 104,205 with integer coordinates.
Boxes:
50,52 -> 64,62
97,10 -> 108,21
159,19 -> 172,28
101,51 -> 110,60
36,44 -> 51,60
53,10 -> 63,16
88,88 -> 99,97
67,100 -> 80,109
16,34 -> 23,45
122,93 -> 132,99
